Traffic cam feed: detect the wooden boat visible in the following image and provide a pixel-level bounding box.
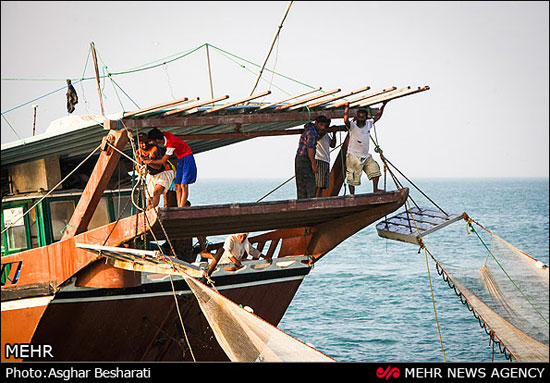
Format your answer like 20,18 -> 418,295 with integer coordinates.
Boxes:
1,84 -> 428,361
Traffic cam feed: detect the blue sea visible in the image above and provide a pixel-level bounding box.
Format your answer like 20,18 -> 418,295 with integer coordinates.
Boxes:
187,177 -> 549,362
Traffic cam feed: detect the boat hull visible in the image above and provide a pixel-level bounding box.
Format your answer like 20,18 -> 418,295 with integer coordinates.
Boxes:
20,267 -> 309,361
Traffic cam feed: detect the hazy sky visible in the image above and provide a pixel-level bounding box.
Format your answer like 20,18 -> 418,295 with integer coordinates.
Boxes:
1,1 -> 548,179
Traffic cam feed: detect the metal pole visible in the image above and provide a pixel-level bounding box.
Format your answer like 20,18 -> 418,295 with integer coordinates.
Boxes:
248,1 -> 293,98
32,105 -> 38,136
90,41 -> 105,116
205,44 -> 215,102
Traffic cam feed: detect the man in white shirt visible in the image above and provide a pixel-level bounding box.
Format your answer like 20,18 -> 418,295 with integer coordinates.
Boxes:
219,233 -> 271,270
343,102 -> 388,194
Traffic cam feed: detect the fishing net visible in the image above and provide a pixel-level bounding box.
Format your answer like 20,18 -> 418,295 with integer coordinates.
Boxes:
437,231 -> 549,362
183,275 -> 335,362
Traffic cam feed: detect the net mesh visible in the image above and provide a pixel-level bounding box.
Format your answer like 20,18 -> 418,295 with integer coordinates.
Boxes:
183,275 -> 335,362
440,233 -> 549,362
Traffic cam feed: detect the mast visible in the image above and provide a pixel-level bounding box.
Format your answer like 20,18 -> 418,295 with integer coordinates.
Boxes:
90,41 -> 105,116
248,1 -> 293,98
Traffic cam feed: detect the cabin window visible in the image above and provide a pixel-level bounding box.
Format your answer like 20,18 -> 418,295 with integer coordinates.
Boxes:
2,206 -> 31,253
49,200 -> 76,241
112,194 -> 132,220
88,197 -> 111,230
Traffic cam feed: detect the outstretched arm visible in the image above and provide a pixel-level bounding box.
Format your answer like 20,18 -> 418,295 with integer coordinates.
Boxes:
343,102 -> 351,128
373,101 -> 389,123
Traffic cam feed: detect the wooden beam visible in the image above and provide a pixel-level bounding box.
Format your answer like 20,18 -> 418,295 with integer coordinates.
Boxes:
90,42 -> 105,116
162,95 -> 228,116
175,125 -> 348,141
256,87 -> 322,111
123,107 -> 359,129
203,91 -> 271,114
61,124 -> 128,239
123,96 -> 192,118
328,86 -> 397,109
278,88 -> 340,111
205,44 -> 215,100
305,86 -> 371,109
357,86 -> 430,107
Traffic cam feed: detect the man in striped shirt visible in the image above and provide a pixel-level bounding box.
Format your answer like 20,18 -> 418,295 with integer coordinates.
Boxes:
295,115 -> 330,199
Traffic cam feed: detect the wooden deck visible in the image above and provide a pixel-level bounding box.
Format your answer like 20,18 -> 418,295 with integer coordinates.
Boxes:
151,189 -> 409,240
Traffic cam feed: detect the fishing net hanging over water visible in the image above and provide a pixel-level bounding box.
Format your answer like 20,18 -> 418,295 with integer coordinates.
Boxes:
184,276 -> 335,362
437,230 -> 549,362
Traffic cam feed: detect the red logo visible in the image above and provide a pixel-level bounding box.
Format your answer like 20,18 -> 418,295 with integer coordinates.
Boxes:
376,366 -> 401,380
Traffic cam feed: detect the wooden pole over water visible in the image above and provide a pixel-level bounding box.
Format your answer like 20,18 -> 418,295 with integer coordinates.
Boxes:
90,41 -> 105,117
248,1 -> 293,99
205,44 -> 215,102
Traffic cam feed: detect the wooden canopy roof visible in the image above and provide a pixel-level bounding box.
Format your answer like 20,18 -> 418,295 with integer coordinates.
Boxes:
1,85 -> 429,167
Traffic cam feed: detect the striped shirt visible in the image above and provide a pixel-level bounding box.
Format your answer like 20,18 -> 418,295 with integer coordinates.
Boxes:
296,122 -> 319,157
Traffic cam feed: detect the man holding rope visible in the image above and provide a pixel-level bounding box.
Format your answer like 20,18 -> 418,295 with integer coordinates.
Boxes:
343,102 -> 388,194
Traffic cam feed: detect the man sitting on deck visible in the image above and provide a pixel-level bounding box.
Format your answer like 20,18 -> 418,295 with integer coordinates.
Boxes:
295,115 -> 330,199
135,133 -> 175,209
219,233 -> 272,271
147,128 -> 197,207
343,102 -> 388,194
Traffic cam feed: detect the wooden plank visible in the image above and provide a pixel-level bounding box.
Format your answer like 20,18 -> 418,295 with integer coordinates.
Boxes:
123,108 -> 361,129
175,125 -> 348,141
350,87 -> 410,107
276,88 -> 341,111
305,86 -> 371,109
162,95 -> 228,116
256,88 -> 322,110
123,96 -> 192,118
356,86 -> 430,107
203,91 -> 271,114
328,87 -> 397,109
61,126 -> 129,239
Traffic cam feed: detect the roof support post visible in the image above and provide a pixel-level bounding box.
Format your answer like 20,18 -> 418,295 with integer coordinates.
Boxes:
61,121 -> 128,239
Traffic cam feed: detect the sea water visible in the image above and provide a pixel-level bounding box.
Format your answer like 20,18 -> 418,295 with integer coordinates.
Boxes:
187,177 -> 549,362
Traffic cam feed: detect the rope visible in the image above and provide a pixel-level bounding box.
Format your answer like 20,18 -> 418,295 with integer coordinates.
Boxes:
405,200 -> 447,361
208,43 -> 317,90
1,79 -> 84,115
1,143 -> 102,235
433,256 -> 516,362
1,113 -> 23,140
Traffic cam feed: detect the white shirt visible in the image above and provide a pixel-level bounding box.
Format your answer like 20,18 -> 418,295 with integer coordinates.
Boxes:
315,134 -> 332,163
220,235 -> 261,264
347,119 -> 373,158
